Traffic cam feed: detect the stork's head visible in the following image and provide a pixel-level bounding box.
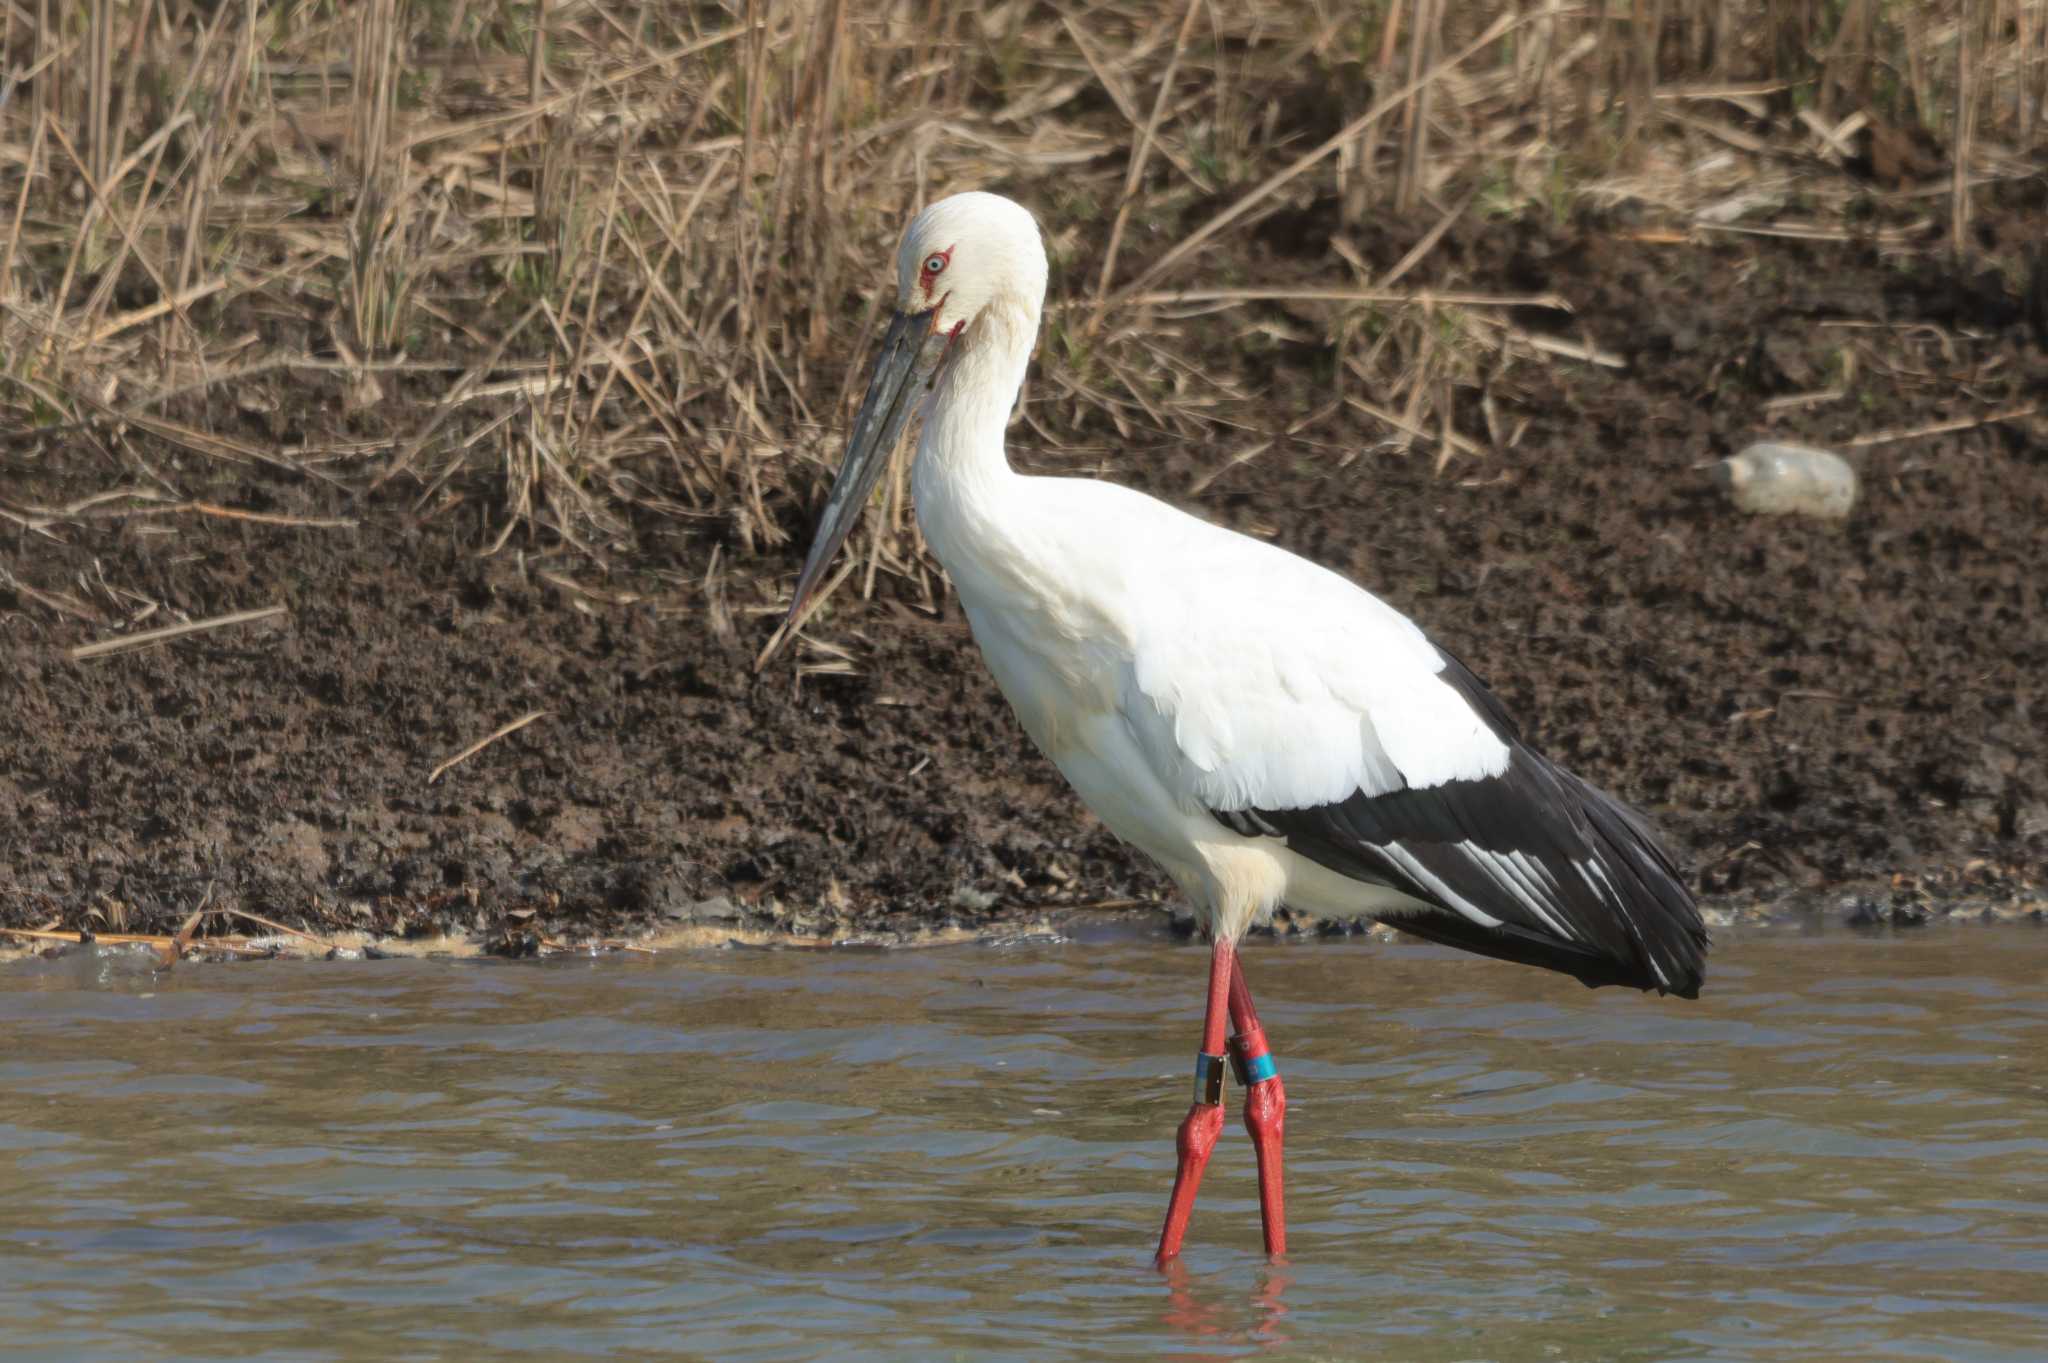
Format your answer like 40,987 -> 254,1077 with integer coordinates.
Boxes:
781,192 -> 1046,632
890,191 -> 1048,340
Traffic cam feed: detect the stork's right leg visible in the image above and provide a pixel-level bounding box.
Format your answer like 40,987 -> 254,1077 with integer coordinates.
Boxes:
1154,936 -> 1234,1266
1227,962 -> 1287,1258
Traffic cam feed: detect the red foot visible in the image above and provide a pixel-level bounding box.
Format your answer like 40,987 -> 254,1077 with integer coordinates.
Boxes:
1155,1100 -> 1225,1265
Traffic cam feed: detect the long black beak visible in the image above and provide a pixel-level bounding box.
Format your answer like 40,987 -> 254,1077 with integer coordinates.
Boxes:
782,307 -> 951,631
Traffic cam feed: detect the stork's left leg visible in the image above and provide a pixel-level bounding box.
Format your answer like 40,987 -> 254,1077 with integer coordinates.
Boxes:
1154,936 -> 1234,1266
1228,961 -> 1287,1258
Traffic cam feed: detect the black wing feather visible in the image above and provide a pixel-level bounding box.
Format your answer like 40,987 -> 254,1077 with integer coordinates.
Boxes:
1215,652 -> 1709,998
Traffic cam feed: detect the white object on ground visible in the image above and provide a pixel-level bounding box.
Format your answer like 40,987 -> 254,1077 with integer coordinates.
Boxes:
1713,442 -> 1858,519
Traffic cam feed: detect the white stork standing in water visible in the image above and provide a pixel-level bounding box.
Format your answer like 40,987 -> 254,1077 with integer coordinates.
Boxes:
781,191 -> 1709,1265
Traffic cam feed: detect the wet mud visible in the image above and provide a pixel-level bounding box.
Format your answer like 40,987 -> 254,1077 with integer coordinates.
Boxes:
4,210 -> 2045,949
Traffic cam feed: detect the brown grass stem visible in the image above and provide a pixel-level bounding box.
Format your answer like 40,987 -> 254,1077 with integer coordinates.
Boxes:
66,605 -> 290,662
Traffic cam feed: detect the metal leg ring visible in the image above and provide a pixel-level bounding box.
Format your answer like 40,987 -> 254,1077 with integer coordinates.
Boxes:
1192,1052 -> 1227,1106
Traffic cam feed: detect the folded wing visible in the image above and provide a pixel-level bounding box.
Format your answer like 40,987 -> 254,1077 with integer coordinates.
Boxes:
1110,517 -> 1707,996
1215,655 -> 1707,995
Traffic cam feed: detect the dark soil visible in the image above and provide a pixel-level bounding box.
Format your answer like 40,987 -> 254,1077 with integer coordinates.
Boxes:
5,210 -> 2046,950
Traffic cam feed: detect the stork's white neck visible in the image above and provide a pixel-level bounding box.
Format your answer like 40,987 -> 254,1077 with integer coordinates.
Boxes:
911,297 -> 1038,582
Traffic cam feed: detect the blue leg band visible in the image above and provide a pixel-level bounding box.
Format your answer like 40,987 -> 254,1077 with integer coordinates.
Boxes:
1228,1031 -> 1280,1087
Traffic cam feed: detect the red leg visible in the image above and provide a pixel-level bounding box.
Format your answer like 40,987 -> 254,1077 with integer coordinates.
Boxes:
1155,936 -> 1234,1266
1228,961 -> 1288,1259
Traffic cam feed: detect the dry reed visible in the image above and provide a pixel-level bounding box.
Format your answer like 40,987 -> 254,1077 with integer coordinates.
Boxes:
2,1 -> 2042,623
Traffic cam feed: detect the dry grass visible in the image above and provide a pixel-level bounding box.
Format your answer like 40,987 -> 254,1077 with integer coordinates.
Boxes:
3,1 -> 2044,617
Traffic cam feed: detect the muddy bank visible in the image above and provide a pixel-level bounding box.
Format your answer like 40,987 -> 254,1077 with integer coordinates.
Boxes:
4,214 -> 2044,951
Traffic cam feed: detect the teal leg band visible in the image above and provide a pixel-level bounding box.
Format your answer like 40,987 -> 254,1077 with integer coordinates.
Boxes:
1228,1030 -> 1280,1087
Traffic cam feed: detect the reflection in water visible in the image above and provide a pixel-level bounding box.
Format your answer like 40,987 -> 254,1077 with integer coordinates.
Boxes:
1160,1257 -> 1293,1355
0,922 -> 2045,1361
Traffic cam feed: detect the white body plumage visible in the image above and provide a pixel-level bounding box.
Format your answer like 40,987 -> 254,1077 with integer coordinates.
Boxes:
797,192 -> 1706,997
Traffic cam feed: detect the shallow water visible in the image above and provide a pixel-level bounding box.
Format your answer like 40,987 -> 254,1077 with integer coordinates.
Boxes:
2,922 -> 2045,1362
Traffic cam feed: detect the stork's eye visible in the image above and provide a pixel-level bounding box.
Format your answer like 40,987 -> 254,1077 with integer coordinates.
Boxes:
923,254 -> 948,276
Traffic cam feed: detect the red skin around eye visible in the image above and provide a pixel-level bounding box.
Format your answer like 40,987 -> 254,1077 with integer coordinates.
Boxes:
917,246 -> 956,300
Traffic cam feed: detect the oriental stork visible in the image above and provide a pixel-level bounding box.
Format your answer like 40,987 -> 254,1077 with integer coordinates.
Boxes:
781,191 -> 1708,1264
